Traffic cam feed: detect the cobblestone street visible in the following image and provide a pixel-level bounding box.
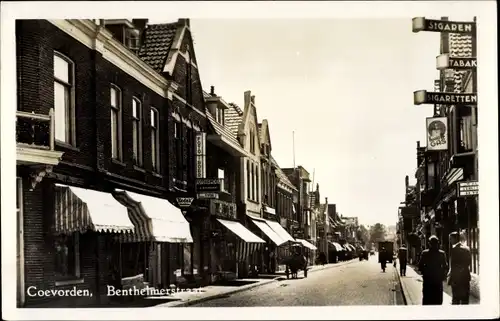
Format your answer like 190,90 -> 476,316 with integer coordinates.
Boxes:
189,257 -> 404,307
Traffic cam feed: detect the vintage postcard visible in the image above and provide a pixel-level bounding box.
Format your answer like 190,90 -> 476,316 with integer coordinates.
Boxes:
1,1 -> 498,320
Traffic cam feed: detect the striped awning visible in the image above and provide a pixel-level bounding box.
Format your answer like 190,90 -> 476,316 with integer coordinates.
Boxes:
217,219 -> 265,262
114,190 -> 193,243
328,241 -> 343,251
296,238 -> 317,250
250,218 -> 286,246
54,184 -> 134,234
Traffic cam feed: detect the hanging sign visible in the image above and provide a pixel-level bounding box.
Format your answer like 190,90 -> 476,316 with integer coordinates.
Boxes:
412,17 -> 476,34
426,117 -> 448,151
436,54 -> 477,70
195,132 -> 207,178
176,197 -> 194,208
414,90 -> 478,105
457,181 -> 478,197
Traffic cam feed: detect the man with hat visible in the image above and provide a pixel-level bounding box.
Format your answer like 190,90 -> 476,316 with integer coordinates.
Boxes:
448,231 -> 472,304
398,246 -> 408,276
418,235 -> 448,305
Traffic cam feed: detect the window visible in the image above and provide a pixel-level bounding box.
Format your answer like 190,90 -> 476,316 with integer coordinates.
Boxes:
54,233 -> 80,280
150,108 -> 160,172
187,126 -> 195,181
256,165 -> 259,202
174,121 -> 182,179
132,98 -> 143,166
460,116 -> 473,151
251,163 -> 255,200
54,53 -> 74,144
249,130 -> 255,154
218,168 -> 229,192
110,85 -> 122,160
247,160 -> 251,199
216,108 -> 225,125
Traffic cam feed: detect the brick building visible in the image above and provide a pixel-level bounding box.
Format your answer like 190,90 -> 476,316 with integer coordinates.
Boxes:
15,18 -> 206,307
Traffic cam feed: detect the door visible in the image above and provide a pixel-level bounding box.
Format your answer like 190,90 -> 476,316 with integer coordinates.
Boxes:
16,177 -> 25,307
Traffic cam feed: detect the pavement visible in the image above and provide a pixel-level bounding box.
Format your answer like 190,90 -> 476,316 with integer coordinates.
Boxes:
396,262 -> 480,305
175,257 -> 404,307
150,258 -> 363,308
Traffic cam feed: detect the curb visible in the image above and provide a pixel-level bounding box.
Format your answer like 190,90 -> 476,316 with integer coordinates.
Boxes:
394,266 -> 409,305
168,259 -> 358,307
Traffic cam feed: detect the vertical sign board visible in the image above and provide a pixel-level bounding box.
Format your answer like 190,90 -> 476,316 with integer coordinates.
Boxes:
195,132 -> 206,179
426,117 -> 448,151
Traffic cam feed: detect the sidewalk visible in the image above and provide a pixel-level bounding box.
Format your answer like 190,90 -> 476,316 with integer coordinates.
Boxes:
397,264 -> 480,305
152,259 -> 359,308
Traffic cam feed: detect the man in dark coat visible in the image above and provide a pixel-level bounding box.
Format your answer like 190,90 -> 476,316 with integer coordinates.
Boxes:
418,235 -> 448,305
448,232 -> 472,304
379,247 -> 388,272
398,247 -> 408,276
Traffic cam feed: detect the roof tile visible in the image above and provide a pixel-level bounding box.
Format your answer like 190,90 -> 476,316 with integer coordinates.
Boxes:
138,23 -> 179,73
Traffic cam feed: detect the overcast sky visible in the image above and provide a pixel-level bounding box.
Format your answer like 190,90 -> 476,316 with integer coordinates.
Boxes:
160,18 -> 443,226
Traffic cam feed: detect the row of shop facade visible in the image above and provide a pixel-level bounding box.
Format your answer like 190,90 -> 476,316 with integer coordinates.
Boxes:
14,18 -> 360,308
396,17 -> 479,274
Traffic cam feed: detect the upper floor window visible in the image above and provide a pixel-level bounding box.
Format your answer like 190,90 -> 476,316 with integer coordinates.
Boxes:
174,120 -> 182,179
150,108 -> 160,172
110,85 -> 122,160
218,168 -> 229,192
132,97 -> 143,166
246,160 -> 251,199
216,108 -> 225,126
249,129 -> 255,154
54,52 -> 75,144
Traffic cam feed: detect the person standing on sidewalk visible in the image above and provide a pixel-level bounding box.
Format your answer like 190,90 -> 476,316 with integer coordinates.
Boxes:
448,232 -> 472,305
418,236 -> 448,305
398,246 -> 408,276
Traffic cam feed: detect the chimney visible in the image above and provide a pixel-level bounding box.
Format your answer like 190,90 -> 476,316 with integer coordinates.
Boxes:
417,141 -> 420,149
244,91 -> 252,110
178,18 -> 190,27
325,197 -> 328,204
405,175 -> 409,190
210,86 -> 215,96
251,95 -> 255,105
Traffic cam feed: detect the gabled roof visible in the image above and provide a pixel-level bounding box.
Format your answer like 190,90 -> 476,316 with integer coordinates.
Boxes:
237,91 -> 261,148
258,119 -> 272,149
225,104 -> 244,137
270,155 -> 297,191
138,23 -> 178,73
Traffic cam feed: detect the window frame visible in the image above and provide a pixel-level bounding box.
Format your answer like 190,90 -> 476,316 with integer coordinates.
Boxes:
150,107 -> 160,172
53,51 -> 76,146
132,97 -> 143,167
110,85 -> 123,161
174,120 -> 183,180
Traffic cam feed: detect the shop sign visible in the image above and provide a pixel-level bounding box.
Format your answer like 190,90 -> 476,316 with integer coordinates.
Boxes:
412,17 -> 476,34
436,54 -> 477,70
196,178 -> 223,192
457,181 -> 478,197
414,90 -> 478,105
195,132 -> 207,178
176,197 -> 194,208
197,192 -> 219,200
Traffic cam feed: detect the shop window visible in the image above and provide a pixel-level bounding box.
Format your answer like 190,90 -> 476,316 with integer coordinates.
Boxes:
54,233 -> 80,280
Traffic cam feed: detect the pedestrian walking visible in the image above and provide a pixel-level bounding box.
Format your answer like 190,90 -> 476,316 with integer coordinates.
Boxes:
398,246 -> 408,276
448,231 -> 472,305
418,235 -> 448,305
379,247 -> 388,272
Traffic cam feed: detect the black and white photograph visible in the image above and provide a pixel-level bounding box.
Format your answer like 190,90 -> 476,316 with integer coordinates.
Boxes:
1,1 -> 498,320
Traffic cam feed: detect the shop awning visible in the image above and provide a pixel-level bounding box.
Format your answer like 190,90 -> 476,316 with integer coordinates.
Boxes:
54,184 -> 134,234
216,219 -> 265,244
249,218 -> 286,246
216,219 -> 265,262
265,219 -> 296,243
328,241 -> 343,251
296,238 -> 317,250
114,190 -> 193,243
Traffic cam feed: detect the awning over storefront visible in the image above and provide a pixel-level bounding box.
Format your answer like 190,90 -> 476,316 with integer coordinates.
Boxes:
296,238 -> 317,250
216,219 -> 266,262
114,190 -> 193,243
266,219 -> 295,243
54,184 -> 134,234
328,241 -> 343,251
343,244 -> 355,251
250,218 -> 286,246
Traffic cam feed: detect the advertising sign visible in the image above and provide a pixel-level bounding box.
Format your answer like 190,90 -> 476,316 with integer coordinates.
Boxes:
426,117 -> 448,151
412,17 -> 476,34
195,132 -> 206,179
457,181 -> 479,197
197,192 -> 219,200
176,197 -> 194,208
414,90 -> 478,105
436,54 -> 477,70
196,178 -> 223,192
